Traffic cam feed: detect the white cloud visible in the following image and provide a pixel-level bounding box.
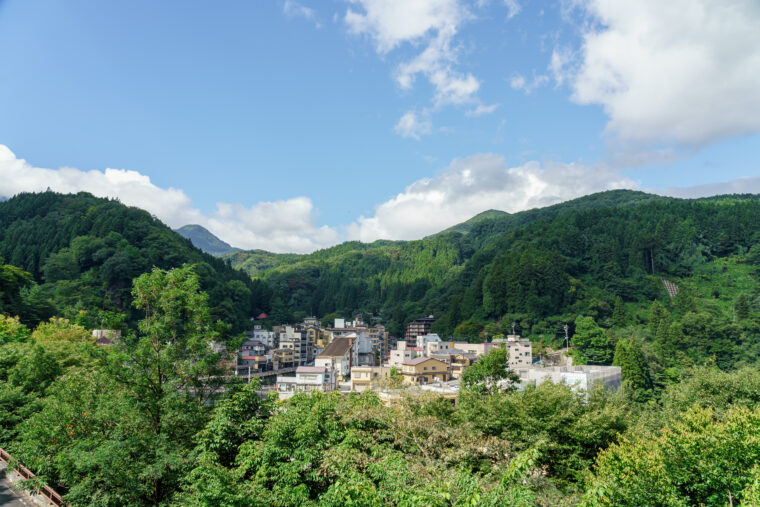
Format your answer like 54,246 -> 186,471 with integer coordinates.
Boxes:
563,0 -> 760,146
394,110 -> 433,139
283,0 -> 321,28
346,0 -> 482,112
465,103 -> 499,117
504,0 -> 521,19
346,153 -> 636,241
0,145 -> 337,254
510,72 -> 548,94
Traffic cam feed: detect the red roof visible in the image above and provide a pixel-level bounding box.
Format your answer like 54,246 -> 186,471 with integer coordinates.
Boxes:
256,313 -> 268,319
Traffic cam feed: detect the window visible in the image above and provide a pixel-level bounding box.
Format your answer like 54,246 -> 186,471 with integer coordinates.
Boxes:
423,366 -> 428,370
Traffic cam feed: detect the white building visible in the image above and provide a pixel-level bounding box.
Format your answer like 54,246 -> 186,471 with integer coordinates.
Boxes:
251,325 -> 275,349
492,335 -> 533,369
388,341 -> 419,368
315,337 -> 356,379
276,366 -> 337,398
416,332 -> 441,350
514,365 -> 622,392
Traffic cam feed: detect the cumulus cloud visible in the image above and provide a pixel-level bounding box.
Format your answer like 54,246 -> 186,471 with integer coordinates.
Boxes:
346,153 -> 636,242
394,110 -> 433,139
0,145 -> 337,254
345,0 -> 482,112
562,0 -> 760,146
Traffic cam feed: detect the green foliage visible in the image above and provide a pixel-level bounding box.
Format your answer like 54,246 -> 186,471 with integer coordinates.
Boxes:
0,192 -> 270,333
613,338 -> 652,402
583,405 -> 760,506
0,314 -> 30,344
31,317 -> 90,343
572,316 -> 613,365
461,346 -> 519,395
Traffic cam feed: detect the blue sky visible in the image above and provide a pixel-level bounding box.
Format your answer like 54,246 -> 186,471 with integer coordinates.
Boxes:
1,0 -> 759,252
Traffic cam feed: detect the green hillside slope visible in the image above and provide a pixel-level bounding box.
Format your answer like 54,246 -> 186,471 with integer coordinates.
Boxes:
0,192 -> 271,333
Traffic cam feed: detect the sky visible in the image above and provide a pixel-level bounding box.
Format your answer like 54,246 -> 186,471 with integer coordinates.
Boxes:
1,0 -> 759,253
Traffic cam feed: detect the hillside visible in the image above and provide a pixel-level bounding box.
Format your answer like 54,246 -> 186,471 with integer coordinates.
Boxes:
0,192 -> 271,333
224,191 -> 760,370
175,224 -> 240,256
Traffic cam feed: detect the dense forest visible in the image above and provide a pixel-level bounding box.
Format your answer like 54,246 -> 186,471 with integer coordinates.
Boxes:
0,192 -> 272,334
2,189 -> 760,505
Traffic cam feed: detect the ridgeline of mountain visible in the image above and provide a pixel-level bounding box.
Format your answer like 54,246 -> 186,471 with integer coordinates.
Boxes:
175,224 -> 240,256
431,209 -> 509,237
226,190 -> 760,363
0,192 -> 271,333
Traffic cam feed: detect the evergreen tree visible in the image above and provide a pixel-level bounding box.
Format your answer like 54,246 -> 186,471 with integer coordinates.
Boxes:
612,296 -> 628,328
736,293 -> 750,321
613,338 -> 652,401
572,316 -> 613,365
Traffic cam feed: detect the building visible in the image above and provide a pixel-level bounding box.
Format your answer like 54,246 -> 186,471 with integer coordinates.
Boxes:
368,324 -> 391,361
350,365 -> 392,392
514,365 -> 622,392
452,342 -> 498,357
315,337 -> 355,380
276,366 -> 337,398
272,348 -> 296,369
278,326 -> 308,365
405,316 -> 435,346
416,332 -> 442,350
400,357 -> 450,385
389,341 -> 420,368
240,339 -> 266,356
493,335 -> 533,369
250,325 -> 275,349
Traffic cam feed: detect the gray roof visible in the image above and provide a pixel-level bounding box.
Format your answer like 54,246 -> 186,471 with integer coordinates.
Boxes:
318,337 -> 352,358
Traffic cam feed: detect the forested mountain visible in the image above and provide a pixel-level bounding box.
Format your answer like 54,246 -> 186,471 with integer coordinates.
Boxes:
225,190 -> 669,330
225,190 -> 760,372
0,192 -> 271,334
175,224 -> 241,256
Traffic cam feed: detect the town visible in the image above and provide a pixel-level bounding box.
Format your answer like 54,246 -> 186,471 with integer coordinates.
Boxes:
232,314 -> 621,402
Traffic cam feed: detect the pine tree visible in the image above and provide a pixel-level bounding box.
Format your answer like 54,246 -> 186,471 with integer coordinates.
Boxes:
572,316 -> 613,365
613,338 -> 652,401
613,296 -> 628,328
736,293 -> 750,321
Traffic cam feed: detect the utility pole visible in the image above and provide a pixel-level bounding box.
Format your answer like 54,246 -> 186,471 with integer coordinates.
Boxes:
563,324 -> 569,350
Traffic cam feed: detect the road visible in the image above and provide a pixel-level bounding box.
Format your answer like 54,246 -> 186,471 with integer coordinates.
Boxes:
0,472 -> 28,507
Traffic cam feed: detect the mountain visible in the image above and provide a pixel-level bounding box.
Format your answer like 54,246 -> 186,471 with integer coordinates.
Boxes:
0,192 -> 271,333
226,190 -> 760,366
431,209 -> 509,237
175,224 -> 240,256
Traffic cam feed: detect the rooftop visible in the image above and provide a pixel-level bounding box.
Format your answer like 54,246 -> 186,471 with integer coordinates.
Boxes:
318,337 -> 352,358
296,366 -> 329,374
402,357 -> 444,366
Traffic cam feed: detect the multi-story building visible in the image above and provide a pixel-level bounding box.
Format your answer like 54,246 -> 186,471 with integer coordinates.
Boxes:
492,335 -> 533,369
400,357 -> 450,385
405,316 -> 435,346
389,341 -> 420,368
350,365 -> 392,392
250,325 -> 276,349
272,348 -> 296,370
279,325 -> 308,365
368,324 -> 391,361
315,337 -> 356,380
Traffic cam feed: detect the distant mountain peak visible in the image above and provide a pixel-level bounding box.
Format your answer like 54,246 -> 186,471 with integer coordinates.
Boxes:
175,224 -> 240,256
